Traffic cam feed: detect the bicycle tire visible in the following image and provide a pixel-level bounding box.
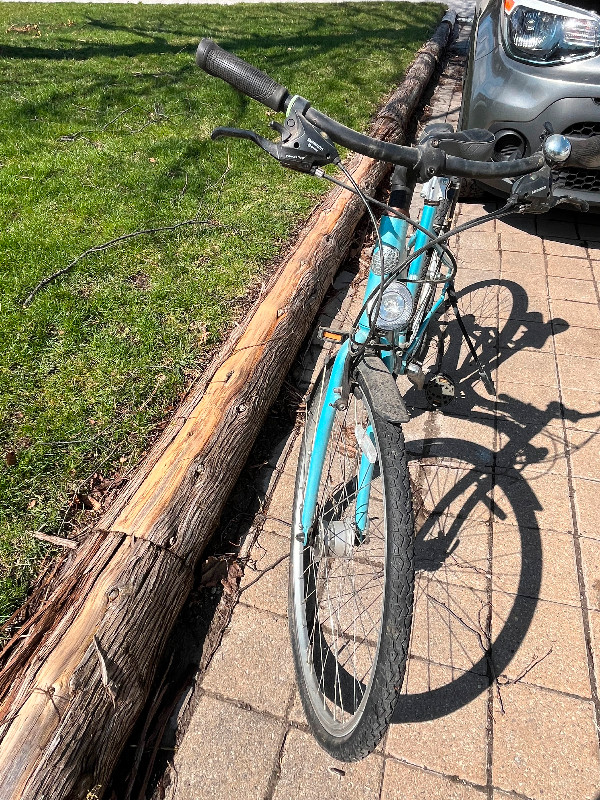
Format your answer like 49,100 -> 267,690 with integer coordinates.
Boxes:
288,357 -> 415,761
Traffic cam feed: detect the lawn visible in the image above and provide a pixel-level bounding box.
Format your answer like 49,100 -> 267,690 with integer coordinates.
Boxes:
0,1 -> 444,622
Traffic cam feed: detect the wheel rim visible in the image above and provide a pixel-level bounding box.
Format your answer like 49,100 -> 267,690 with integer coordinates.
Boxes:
291,381 -> 388,736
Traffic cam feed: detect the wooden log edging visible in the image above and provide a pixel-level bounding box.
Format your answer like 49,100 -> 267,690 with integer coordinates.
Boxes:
0,13 -> 455,799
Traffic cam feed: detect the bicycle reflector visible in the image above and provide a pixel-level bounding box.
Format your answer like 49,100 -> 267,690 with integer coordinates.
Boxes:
375,281 -> 414,331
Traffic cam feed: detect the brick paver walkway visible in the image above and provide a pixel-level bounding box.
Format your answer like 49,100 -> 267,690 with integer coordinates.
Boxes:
166,26 -> 600,800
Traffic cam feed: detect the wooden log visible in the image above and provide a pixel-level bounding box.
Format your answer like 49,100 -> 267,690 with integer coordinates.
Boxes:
32,532 -> 78,550
0,14 -> 455,799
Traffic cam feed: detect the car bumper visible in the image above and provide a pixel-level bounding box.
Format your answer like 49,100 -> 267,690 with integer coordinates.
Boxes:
465,41 -> 600,205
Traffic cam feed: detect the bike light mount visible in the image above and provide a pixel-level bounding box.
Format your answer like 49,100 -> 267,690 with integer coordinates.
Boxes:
373,281 -> 414,332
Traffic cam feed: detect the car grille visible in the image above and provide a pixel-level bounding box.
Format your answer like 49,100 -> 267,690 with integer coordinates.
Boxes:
552,167 -> 600,192
554,122 -> 600,193
562,122 -> 600,137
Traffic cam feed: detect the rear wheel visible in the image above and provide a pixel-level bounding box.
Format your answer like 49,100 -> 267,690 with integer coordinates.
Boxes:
289,360 -> 415,760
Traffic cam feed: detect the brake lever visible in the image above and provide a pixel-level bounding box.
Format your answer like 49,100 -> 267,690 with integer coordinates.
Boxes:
510,163 -> 591,215
211,97 -> 340,174
212,126 -> 280,157
510,165 -> 554,214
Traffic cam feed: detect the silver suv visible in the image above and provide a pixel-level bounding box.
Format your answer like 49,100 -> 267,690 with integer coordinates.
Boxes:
461,0 -> 600,205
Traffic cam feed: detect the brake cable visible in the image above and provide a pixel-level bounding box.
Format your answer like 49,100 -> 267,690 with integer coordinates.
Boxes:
314,168 -> 520,353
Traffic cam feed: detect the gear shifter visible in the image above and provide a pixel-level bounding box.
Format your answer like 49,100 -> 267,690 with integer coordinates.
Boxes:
211,96 -> 340,173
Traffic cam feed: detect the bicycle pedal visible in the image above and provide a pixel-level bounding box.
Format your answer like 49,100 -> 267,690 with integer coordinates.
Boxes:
425,373 -> 455,408
318,327 -> 349,343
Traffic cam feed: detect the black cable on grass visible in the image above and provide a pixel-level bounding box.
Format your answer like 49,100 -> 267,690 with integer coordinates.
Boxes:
22,218 -> 214,308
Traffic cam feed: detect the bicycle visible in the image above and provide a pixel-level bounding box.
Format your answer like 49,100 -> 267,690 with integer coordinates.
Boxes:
195,37 -> 599,761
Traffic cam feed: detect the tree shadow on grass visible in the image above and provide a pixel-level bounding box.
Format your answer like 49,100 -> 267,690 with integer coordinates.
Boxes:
0,8 -> 440,63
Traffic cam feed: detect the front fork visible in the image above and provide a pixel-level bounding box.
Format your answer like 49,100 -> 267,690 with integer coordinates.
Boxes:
301,210 -> 409,543
301,174 -> 451,543
300,339 -> 379,544
300,338 -> 350,540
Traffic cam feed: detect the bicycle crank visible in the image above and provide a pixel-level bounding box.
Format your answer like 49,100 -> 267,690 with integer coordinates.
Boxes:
425,372 -> 455,408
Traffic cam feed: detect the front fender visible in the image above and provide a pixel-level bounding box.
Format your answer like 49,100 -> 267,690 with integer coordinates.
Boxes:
356,356 -> 410,424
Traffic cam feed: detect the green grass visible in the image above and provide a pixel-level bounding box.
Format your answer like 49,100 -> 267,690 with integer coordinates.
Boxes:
0,2 -> 444,621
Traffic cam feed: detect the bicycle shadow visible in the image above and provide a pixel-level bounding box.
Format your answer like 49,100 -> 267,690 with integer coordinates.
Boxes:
390,271 -> 600,723
287,225 -> 600,729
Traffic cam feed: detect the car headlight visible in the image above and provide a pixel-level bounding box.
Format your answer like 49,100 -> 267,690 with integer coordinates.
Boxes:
502,0 -> 600,65
374,282 -> 413,331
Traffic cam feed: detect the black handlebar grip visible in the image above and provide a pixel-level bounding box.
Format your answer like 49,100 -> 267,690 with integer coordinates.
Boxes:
196,39 -> 289,112
566,135 -> 600,169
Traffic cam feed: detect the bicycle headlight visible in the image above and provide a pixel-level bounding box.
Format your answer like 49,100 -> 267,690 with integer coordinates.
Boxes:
502,0 -> 600,65
375,281 -> 413,331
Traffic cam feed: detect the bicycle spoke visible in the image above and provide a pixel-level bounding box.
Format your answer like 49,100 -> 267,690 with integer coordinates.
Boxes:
289,358 -> 414,757
296,385 -> 388,726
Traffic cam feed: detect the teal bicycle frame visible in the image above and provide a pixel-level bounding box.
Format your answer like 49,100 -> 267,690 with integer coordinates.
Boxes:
300,177 -> 454,542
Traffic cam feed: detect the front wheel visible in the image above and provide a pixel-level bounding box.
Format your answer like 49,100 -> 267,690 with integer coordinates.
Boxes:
288,360 -> 415,761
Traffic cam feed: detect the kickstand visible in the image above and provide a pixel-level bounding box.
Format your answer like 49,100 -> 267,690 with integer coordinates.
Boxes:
446,283 -> 496,396
433,318 -> 448,375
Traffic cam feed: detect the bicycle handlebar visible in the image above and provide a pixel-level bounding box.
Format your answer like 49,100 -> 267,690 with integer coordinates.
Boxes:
568,135 -> 600,169
196,39 -> 289,112
196,38 -> 600,178
303,106 -> 545,179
